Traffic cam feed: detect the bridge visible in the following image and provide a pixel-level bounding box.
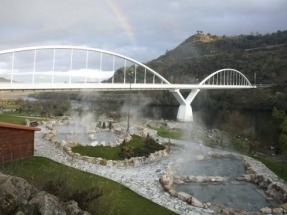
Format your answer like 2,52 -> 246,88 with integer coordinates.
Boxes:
0,46 -> 255,121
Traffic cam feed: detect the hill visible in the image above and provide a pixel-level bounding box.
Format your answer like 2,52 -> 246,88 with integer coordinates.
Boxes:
141,30 -> 287,110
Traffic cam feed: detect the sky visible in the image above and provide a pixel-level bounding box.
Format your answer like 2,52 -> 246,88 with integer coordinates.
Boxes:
0,0 -> 287,63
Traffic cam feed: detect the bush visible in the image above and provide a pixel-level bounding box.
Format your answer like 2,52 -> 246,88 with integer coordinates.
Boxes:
42,178 -> 102,210
73,135 -> 165,160
119,136 -> 165,159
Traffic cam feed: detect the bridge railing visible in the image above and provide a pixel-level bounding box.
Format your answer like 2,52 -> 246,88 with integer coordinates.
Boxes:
0,46 -> 170,86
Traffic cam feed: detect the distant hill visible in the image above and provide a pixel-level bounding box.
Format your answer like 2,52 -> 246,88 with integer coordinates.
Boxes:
139,30 -> 287,110
148,30 -> 287,85
0,77 -> 10,83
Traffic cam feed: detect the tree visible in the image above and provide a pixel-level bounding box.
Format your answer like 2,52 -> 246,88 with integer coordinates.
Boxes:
272,107 -> 287,155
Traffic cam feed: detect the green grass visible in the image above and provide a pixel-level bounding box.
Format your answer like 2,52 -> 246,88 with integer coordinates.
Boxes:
0,157 -> 175,215
0,112 -> 27,124
147,125 -> 183,139
0,112 -> 44,125
251,155 -> 287,181
72,135 -> 165,160
73,145 -> 123,160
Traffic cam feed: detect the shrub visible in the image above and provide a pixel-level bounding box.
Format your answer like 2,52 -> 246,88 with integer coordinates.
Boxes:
42,178 -> 102,210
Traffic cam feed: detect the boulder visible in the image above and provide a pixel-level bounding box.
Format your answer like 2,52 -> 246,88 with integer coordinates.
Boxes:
0,194 -> 19,214
159,174 -> 173,187
106,160 -> 113,167
191,197 -> 205,208
133,158 -> 142,167
0,175 -> 33,203
260,207 -> 272,213
272,207 -> 285,214
168,189 -> 177,197
29,191 -> 66,215
64,200 -> 92,215
194,155 -> 204,160
280,203 -> 287,211
177,192 -> 191,201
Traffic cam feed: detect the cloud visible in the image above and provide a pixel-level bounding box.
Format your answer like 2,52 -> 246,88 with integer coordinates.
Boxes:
0,0 -> 286,62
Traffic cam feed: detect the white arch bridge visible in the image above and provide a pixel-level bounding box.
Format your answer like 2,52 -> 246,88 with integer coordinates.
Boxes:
0,46 -> 255,121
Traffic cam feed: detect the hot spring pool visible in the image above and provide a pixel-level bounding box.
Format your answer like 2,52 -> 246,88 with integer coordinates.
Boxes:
177,181 -> 278,211
54,129 -> 119,145
176,155 -> 245,178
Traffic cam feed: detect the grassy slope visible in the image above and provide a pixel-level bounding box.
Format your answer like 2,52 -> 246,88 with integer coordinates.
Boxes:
0,157 -> 175,215
0,112 -> 27,124
251,155 -> 287,181
0,112 -> 44,125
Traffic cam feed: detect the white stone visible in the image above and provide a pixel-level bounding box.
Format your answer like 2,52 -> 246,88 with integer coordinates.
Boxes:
177,192 -> 191,201
91,141 -> 98,146
191,197 -> 205,208
194,155 -> 204,160
106,160 -> 113,167
260,207 -> 272,213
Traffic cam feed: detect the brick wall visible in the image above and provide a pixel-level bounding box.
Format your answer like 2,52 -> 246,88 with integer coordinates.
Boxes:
0,127 -> 35,163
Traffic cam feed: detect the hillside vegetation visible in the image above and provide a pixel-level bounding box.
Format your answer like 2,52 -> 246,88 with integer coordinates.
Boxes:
139,30 -> 287,110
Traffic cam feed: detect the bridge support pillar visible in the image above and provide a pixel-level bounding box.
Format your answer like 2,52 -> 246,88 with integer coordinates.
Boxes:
170,89 -> 200,122
177,104 -> 193,121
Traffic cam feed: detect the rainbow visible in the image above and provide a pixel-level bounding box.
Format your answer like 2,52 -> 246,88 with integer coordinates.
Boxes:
107,0 -> 136,44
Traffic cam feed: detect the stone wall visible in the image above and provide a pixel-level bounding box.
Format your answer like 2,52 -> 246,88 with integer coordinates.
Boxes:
42,122 -> 169,167
62,142 -> 170,167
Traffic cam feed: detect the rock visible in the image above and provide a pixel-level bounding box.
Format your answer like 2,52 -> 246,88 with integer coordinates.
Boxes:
106,160 -> 113,167
260,207 -> 272,213
0,175 -> 33,202
159,174 -> 173,187
29,191 -> 66,215
272,207 -> 284,214
15,211 -> 26,215
173,178 -> 184,184
177,192 -> 191,201
0,194 -> 19,214
91,141 -> 98,146
221,208 -> 230,215
64,200 -> 92,215
168,189 -> 177,197
191,196 -> 205,208
194,155 -> 204,160
163,185 -> 171,191
124,135 -> 132,142
192,176 -> 206,183
280,203 -> 287,211
133,158 -> 142,167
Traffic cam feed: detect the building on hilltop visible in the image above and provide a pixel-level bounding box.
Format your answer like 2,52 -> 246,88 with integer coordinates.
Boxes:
0,122 -> 40,163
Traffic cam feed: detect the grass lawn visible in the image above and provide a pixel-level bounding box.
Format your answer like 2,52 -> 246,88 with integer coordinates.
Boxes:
147,125 -> 183,139
0,112 -> 44,125
72,135 -> 165,160
156,127 -> 183,139
0,157 -> 175,215
251,155 -> 287,181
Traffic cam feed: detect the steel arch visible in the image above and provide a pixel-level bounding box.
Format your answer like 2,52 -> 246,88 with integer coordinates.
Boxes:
199,68 -> 252,86
0,45 -> 171,84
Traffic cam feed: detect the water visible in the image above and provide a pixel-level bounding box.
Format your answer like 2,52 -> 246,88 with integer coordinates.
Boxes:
176,156 -> 245,178
177,181 -> 278,211
55,125 -> 88,133
54,126 -> 119,145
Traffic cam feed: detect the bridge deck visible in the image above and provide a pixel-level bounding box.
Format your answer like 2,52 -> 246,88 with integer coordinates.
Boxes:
0,83 -> 255,91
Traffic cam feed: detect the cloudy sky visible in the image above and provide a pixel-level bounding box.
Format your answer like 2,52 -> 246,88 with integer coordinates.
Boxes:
0,0 -> 287,63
